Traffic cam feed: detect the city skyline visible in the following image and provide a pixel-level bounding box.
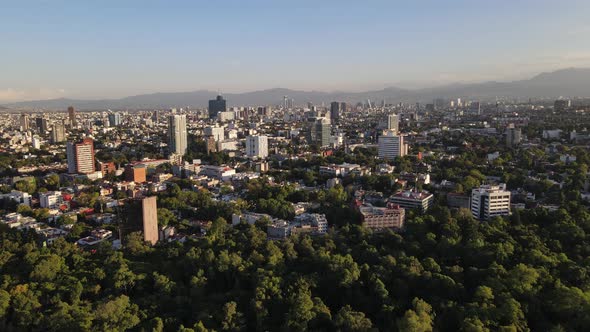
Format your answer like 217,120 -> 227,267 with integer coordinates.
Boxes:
2,0 -> 590,102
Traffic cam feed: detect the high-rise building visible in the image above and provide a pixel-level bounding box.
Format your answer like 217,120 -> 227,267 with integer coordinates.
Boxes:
167,114 -> 187,156
505,124 -> 522,147
470,101 -> 481,115
308,118 -> 331,147
35,117 -> 48,132
108,112 -> 122,127
20,114 -> 30,131
387,114 -> 399,133
121,196 -> 159,245
66,138 -> 95,174
208,95 -> 227,119
51,123 -> 66,143
340,102 -> 347,113
32,136 -> 41,149
471,184 -> 511,221
68,106 -> 77,127
378,130 -> 407,160
554,99 -> 571,112
246,135 -> 269,159
330,102 -> 341,121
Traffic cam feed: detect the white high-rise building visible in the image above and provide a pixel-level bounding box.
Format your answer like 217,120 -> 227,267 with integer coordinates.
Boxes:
471,184 -> 511,220
246,135 -> 268,159
32,136 -> 41,149
204,125 -> 224,142
387,114 -> 399,133
167,115 -> 187,156
378,130 -> 407,160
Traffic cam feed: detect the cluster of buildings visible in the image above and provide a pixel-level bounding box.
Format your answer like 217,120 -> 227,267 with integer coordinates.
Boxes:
3,93 -> 589,249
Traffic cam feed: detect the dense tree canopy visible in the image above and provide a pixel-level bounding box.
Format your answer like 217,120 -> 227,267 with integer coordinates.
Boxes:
1,203 -> 590,331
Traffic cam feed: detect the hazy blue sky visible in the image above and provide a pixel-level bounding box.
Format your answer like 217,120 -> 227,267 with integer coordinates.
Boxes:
2,0 -> 590,101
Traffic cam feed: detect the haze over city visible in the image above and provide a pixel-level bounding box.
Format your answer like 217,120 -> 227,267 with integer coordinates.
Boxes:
3,0 -> 590,102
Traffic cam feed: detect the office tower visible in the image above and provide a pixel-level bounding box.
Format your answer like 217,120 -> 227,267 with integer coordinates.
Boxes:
505,124 -> 522,147
167,114 -> 188,156
122,196 -> 159,245
20,114 -> 30,131
152,110 -> 160,123
457,98 -> 462,107
283,96 -> 288,109
470,101 -> 481,115
387,114 -> 399,133
378,130 -> 406,159
246,135 -> 268,159
108,112 -> 122,127
35,117 -> 48,132
471,184 -> 511,221
340,102 -> 347,113
308,118 -> 331,147
554,99 -> 571,112
66,138 -> 95,174
68,106 -> 77,126
425,104 -> 435,112
208,95 -> 227,119
330,102 -> 341,121
51,123 -> 66,143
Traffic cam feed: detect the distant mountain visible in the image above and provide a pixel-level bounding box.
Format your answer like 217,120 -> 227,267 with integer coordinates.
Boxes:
5,68 -> 590,110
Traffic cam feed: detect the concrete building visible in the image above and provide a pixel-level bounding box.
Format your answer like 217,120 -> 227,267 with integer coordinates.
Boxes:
51,123 -> 66,143
167,114 -> 188,156
204,125 -> 224,142
245,135 -> 268,159
0,191 -> 32,207
32,136 -> 41,149
387,114 -> 399,133
122,196 -> 159,245
389,190 -> 434,212
40,191 -> 63,209
359,203 -> 405,230
20,114 -> 30,131
378,130 -> 407,160
67,138 -> 95,174
201,165 -> 236,181
505,124 -> 522,147
108,112 -> 122,127
217,111 -> 235,122
68,106 -> 76,127
125,164 -> 147,183
471,184 -> 511,220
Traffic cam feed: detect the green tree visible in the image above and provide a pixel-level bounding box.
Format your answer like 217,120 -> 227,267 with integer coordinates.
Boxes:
397,298 -> 435,332
94,295 -> 140,331
333,305 -> 373,331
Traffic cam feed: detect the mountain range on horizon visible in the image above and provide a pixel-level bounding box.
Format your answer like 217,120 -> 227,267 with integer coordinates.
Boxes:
5,68 -> 590,110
